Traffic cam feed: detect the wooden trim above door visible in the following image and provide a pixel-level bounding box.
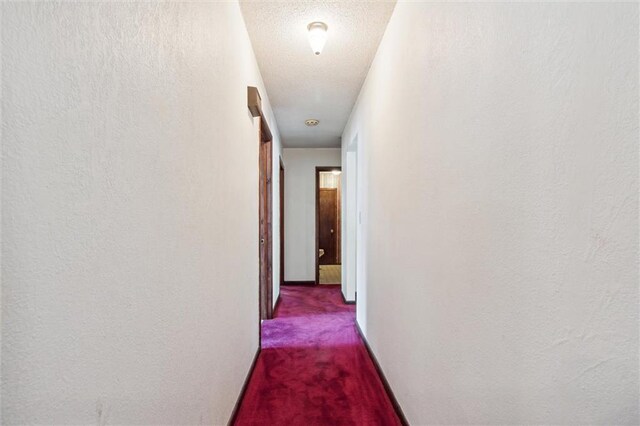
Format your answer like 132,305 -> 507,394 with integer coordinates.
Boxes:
248,86 -> 272,142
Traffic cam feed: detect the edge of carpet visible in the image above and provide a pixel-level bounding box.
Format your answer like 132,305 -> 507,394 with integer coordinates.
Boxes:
227,347 -> 261,426
355,322 -> 410,426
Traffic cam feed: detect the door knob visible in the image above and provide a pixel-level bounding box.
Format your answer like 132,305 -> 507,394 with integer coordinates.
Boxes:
260,238 -> 265,244
330,229 -> 334,233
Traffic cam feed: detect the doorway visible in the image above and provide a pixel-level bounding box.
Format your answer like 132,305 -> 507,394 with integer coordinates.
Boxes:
248,85 -> 274,344
279,158 -> 285,289
315,167 -> 342,285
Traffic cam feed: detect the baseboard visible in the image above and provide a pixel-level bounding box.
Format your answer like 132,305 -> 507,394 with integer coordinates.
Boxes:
355,323 -> 409,426
283,280 -> 316,286
227,347 -> 261,425
341,291 -> 356,305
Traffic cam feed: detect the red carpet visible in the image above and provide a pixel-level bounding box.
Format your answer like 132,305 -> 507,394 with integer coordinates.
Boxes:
233,285 -> 401,425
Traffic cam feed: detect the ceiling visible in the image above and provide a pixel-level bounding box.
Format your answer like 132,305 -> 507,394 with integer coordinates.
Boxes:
240,1 -> 397,148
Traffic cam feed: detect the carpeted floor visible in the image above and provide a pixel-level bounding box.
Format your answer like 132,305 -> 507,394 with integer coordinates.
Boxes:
233,285 -> 401,425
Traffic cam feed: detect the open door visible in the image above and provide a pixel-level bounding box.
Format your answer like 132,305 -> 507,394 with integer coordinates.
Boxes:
318,189 -> 339,264
315,167 -> 342,285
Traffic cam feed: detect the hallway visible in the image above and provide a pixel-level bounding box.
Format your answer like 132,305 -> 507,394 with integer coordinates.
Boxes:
233,286 -> 400,425
2,1 -> 638,424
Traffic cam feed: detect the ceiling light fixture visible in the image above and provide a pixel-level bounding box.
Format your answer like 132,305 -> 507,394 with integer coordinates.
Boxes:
307,22 -> 328,55
305,119 -> 320,126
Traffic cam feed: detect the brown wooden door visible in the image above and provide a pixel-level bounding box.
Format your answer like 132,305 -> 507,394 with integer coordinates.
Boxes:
318,188 -> 338,265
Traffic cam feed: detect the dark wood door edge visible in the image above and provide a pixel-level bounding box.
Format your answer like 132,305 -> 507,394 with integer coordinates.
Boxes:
355,322 -> 410,426
227,347 -> 261,426
283,280 -> 317,286
279,158 -> 285,287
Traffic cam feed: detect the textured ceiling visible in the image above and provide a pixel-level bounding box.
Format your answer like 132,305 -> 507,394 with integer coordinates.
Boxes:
240,1 -> 396,148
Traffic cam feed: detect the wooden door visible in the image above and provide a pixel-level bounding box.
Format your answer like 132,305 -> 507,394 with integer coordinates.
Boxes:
279,160 -> 285,287
318,188 -> 338,265
259,120 -> 272,320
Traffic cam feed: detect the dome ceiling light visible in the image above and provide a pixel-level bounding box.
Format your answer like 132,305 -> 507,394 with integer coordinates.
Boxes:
307,22 -> 328,55
305,119 -> 320,127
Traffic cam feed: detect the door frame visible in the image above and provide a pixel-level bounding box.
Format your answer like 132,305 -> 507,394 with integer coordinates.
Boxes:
259,120 -> 273,322
315,166 -> 342,285
248,86 -> 274,347
279,157 -> 285,288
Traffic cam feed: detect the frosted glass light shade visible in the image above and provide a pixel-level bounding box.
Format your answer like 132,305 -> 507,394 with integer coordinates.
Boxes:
307,22 -> 328,55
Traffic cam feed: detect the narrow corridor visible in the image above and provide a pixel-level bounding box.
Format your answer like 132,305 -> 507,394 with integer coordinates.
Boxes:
3,2 -> 637,424
234,286 -> 400,425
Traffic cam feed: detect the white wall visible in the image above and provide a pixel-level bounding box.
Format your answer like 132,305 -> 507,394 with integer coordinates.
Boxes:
282,148 -> 341,282
271,126 -> 283,306
1,2 -> 281,424
342,2 -> 638,424
342,145 -> 357,302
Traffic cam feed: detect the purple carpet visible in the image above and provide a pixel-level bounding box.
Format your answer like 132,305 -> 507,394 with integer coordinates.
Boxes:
233,285 -> 401,425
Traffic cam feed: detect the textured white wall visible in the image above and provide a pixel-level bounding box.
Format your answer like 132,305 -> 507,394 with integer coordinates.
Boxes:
341,144 -> 357,303
342,2 -> 639,424
272,149 -> 282,306
282,148 -> 341,281
1,2 -> 281,424
272,129 -> 283,306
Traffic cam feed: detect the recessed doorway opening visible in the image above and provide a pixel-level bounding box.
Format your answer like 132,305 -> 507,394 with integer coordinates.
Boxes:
316,167 -> 342,285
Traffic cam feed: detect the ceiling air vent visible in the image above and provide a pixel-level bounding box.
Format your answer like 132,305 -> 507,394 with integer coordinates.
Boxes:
305,119 -> 320,127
